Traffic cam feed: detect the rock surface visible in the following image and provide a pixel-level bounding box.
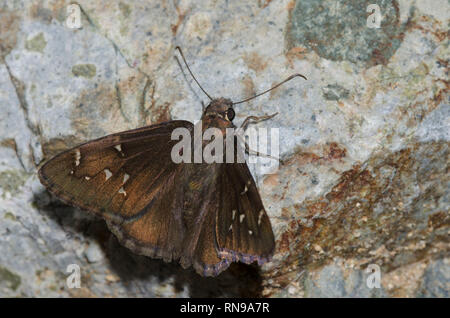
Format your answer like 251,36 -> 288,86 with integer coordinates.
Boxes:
0,0 -> 448,297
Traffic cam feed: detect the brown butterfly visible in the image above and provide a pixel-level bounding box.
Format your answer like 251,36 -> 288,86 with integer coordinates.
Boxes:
38,47 -> 306,276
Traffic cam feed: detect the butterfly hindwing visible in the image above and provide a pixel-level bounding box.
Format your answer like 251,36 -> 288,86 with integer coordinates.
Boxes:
215,162 -> 275,266
108,162 -> 228,274
185,162 -> 275,277
182,163 -> 233,276
106,162 -> 190,262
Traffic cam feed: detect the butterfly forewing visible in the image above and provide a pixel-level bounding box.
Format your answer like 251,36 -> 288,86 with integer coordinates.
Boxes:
39,121 -> 193,221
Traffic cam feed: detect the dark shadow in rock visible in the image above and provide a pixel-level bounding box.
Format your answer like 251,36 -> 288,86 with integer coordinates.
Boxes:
33,190 -> 263,297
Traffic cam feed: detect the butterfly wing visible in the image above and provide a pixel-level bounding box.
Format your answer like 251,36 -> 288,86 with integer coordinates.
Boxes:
182,163 -> 232,276
39,121 -> 275,276
39,120 -> 194,262
189,162 -> 275,277
107,161 -> 228,275
106,161 -> 190,263
214,162 -> 275,267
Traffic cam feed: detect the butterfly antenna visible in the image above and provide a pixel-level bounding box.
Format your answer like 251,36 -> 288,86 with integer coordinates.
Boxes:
233,73 -> 307,105
175,46 -> 213,101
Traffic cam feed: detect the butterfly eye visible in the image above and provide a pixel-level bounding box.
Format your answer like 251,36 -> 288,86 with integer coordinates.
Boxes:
226,108 -> 235,121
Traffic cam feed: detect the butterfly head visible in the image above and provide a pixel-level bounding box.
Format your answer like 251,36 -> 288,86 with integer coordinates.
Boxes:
203,98 -> 235,122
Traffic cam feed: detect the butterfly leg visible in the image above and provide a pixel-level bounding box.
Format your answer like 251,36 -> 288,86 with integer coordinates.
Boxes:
236,112 -> 280,161
240,112 -> 278,131
236,135 -> 280,161
245,141 -> 280,161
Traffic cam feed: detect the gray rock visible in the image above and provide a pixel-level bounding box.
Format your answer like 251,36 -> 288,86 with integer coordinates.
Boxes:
415,103 -> 450,142
304,263 -> 387,298
0,0 -> 448,297
417,259 -> 450,298
287,0 -> 408,67
84,243 -> 104,264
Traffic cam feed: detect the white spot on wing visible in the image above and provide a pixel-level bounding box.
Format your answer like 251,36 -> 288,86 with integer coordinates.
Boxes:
240,185 -> 248,195
123,173 -> 130,184
114,144 -> 124,156
232,209 -> 236,220
104,169 -> 112,180
84,176 -> 90,180
229,224 -> 232,231
248,230 -> 253,235
240,214 -> 245,223
118,187 -> 126,196
75,149 -> 81,166
258,209 -> 264,225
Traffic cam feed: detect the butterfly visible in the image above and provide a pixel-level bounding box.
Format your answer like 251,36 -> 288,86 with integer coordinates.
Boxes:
38,47 -> 306,276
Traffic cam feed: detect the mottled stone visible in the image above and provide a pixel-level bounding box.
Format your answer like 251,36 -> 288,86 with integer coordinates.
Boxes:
415,102 -> 450,142
303,263 -> 386,297
72,64 -> 97,79
0,170 -> 28,195
417,259 -> 450,297
84,243 -> 104,263
25,32 -> 47,53
0,266 -> 21,292
322,83 -> 350,101
262,141 -> 449,297
0,9 -> 21,61
288,0 -> 408,68
0,0 -> 448,298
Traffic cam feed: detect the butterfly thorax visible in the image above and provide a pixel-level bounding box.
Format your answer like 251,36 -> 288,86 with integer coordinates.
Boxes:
201,97 -> 235,125
198,98 -> 236,147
